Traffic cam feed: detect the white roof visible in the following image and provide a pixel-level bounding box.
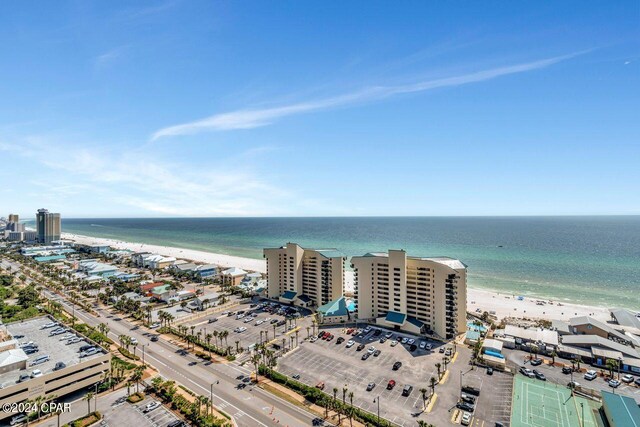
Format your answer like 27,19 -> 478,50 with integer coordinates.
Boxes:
0,348 -> 28,367
222,267 -> 247,276
482,339 -> 503,351
504,325 -> 558,346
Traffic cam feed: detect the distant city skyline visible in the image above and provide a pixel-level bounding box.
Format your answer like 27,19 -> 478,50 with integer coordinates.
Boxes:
1,2 -> 638,217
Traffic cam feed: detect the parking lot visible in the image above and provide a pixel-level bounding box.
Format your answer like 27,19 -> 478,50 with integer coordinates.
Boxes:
455,369 -> 513,427
278,325 -> 474,426
125,397 -> 183,427
181,300 -> 314,355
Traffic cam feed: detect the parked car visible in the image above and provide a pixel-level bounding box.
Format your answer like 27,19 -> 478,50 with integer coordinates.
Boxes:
393,361 -> 402,370
635,377 -> 640,386
486,367 -> 493,375
530,358 -> 543,366
387,380 -> 396,390
373,349 -> 381,357
584,370 -> 597,381
406,338 -> 415,345
400,337 -> 409,344
316,382 -> 325,390
568,381 -> 580,389
366,382 -> 376,391
345,340 -> 355,348
461,385 -> 481,396
621,374 -> 634,383
30,369 -> 43,378
292,374 -> 301,380
389,340 -> 398,347
80,347 -> 98,358
385,332 -> 393,339
460,393 -> 476,404
419,341 -> 427,350
402,384 -> 413,396
356,344 -> 365,351
336,337 -> 345,344
533,370 -> 546,381
461,412 -> 472,426
439,347 -> 445,353
456,402 -> 474,413
361,352 -> 371,360
144,401 -> 161,413
379,337 -> 387,343
520,367 -> 535,378
409,344 -> 417,352
53,361 -> 66,371
608,379 -> 621,388
17,374 -> 30,383
562,366 -> 573,374
10,414 -> 27,426
30,355 -> 50,366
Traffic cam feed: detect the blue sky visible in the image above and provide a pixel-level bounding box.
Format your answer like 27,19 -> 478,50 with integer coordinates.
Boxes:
1,1 -> 638,218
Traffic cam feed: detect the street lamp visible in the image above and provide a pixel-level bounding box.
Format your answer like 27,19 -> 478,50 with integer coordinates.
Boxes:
142,344 -> 148,367
580,402 -> 584,427
373,396 -> 380,425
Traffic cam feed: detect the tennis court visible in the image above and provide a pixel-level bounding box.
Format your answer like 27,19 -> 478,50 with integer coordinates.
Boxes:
511,375 -> 599,427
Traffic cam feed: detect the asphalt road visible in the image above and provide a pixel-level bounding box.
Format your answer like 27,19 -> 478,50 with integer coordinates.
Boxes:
1,258 -> 328,427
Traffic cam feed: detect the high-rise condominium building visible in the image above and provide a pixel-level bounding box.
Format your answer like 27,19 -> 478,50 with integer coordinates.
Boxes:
351,250 -> 467,339
5,214 -> 24,232
8,214 -> 19,223
264,243 -> 345,308
36,208 -> 61,244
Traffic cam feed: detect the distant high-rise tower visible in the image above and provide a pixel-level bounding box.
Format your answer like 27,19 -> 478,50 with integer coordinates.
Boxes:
36,209 -> 61,244
6,214 -> 24,232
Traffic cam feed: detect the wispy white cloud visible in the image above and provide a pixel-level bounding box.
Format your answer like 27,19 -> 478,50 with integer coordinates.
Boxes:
95,46 -> 128,68
151,52 -> 586,140
0,138 -> 292,217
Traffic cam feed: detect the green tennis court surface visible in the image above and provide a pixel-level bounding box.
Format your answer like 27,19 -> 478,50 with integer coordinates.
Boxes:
511,375 -> 599,427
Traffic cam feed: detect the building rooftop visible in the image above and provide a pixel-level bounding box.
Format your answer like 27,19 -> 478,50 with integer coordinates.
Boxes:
561,334 -> 639,359
569,316 -> 631,343
315,249 -> 345,259
504,325 -> 559,347
281,290 -> 297,300
385,311 -> 407,325
601,390 -> 640,427
222,267 -> 247,276
609,308 -> 640,330
359,252 -> 466,269
318,296 -> 348,317
0,317 -> 106,389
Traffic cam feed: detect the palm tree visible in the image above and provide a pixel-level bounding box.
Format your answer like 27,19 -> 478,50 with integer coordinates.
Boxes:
332,387 -> 339,424
606,359 -> 618,378
435,362 -> 442,379
273,324 -> 277,341
235,340 -> 240,354
429,376 -> 437,398
206,333 -> 213,357
348,391 -> 354,427
420,388 -> 428,410
295,329 -> 300,347
251,354 -> 261,383
84,391 -> 94,415
550,350 -> 557,366
306,326 -> 311,339
132,366 -> 144,393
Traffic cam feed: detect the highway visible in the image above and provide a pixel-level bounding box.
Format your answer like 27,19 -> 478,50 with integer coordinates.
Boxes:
1,258 -> 326,427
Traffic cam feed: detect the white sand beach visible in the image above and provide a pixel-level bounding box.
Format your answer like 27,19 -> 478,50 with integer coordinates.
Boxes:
62,232 -> 612,323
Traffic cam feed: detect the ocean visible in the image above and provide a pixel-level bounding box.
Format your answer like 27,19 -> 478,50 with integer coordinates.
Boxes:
60,216 -> 640,310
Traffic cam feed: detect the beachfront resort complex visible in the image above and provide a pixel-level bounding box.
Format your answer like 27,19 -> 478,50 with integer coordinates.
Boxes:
1,216 -> 639,427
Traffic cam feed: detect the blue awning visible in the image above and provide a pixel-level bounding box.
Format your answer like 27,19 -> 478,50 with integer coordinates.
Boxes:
385,311 -> 407,325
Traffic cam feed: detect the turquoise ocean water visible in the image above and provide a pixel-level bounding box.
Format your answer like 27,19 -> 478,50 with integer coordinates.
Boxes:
60,216 -> 640,310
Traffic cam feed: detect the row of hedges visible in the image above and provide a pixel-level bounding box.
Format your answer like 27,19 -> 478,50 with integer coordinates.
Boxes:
159,327 -> 235,361
118,347 -> 140,360
258,365 -> 394,427
62,411 -> 102,427
150,378 -> 231,427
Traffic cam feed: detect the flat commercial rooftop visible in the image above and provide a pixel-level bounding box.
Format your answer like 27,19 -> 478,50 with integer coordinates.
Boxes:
0,316 -> 105,388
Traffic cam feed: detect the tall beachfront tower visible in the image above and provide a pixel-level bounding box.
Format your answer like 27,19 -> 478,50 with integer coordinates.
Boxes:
36,208 -> 61,244
352,250 -> 467,340
264,243 -> 345,308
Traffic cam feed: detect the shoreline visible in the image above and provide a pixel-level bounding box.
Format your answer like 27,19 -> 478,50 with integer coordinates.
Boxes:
61,232 -> 613,323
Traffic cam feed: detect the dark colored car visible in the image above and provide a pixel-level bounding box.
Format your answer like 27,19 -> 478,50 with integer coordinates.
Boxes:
357,344 -> 365,351
486,367 -> 494,375
562,366 -> 573,374
361,352 -> 370,360
53,361 -> 66,371
530,358 -> 543,366
336,337 -> 344,344
151,335 -> 159,342
393,361 -> 402,370
409,344 -> 417,352
208,318 -> 218,324
456,402 -> 475,413
461,385 -> 480,396
533,370 -> 546,381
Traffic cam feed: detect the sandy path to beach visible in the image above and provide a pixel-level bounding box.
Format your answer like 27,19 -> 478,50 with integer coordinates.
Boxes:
62,232 -> 612,323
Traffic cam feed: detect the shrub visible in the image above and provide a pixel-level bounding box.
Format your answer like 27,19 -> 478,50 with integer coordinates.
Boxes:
118,347 -> 140,360
127,392 -> 145,403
